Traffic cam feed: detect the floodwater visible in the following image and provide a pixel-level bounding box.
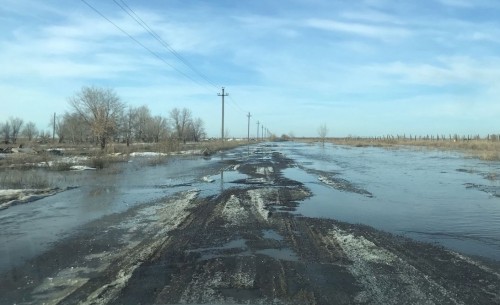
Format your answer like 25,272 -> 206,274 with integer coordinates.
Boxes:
0,154 -> 237,273
1,142 -> 500,275
279,142 -> 500,261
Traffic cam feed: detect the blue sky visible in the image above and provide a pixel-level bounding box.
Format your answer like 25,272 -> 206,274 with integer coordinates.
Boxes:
1,0 -> 500,138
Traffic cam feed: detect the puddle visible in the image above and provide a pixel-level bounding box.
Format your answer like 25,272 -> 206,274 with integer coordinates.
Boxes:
262,229 -> 284,241
192,236 -> 299,262
255,248 -> 299,262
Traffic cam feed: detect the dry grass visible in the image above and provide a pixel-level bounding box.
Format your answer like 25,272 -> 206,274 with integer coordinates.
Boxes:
0,170 -> 53,189
0,139 -> 252,170
321,138 -> 500,161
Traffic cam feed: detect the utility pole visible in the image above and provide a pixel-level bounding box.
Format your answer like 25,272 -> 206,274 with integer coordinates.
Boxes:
53,112 -> 56,142
257,121 -> 260,140
218,87 -> 228,146
247,112 -> 251,143
262,125 -> 264,141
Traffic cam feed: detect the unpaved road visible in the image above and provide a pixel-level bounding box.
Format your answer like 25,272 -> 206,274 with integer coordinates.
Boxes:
1,146 -> 500,304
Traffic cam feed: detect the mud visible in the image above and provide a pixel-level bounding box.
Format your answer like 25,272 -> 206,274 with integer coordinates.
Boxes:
465,183 -> 500,198
1,147 -> 500,304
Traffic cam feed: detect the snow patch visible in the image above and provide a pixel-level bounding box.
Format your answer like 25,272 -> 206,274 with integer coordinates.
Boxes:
202,176 -> 215,183
328,228 -> 463,304
222,195 -> 249,225
0,188 -> 60,210
70,165 -> 96,171
256,166 -> 274,176
248,189 -> 270,220
129,152 -> 168,157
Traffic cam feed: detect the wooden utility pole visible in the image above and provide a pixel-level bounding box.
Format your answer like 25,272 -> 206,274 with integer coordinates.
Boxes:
257,121 -> 260,140
247,112 -> 251,143
218,87 -> 228,145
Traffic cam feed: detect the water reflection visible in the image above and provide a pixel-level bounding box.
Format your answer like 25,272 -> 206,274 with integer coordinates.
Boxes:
220,169 -> 224,192
278,141 -> 500,260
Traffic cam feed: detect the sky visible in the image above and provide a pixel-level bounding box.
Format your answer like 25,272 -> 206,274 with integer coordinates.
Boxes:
1,0 -> 500,138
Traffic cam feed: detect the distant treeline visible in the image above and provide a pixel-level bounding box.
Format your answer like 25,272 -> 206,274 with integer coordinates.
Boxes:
0,86 -> 206,149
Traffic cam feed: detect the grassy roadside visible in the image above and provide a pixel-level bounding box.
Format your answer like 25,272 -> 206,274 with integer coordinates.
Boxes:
0,139 -> 255,192
294,137 -> 500,161
0,139 -> 255,169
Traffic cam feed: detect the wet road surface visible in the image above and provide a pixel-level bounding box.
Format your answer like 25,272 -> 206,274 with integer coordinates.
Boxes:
1,143 -> 500,304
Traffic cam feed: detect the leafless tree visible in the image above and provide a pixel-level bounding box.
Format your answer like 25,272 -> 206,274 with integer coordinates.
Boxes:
1,121 -> 11,144
134,105 -> 151,142
9,117 -> 23,144
57,112 -> 89,144
318,123 -> 328,146
170,107 -> 192,143
187,118 -> 206,142
22,121 -> 38,142
68,86 -> 125,149
49,115 -> 67,143
122,107 -> 137,146
147,115 -> 169,143
38,130 -> 52,143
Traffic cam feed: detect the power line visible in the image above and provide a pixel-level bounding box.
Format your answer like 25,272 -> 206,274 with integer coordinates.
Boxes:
113,0 -> 220,90
81,0 -> 256,137
228,95 -> 248,114
80,0 -> 208,90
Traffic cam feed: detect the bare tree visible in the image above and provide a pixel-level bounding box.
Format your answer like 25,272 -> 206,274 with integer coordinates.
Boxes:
318,123 -> 328,146
22,121 -> 38,142
147,115 -> 169,143
9,117 -> 23,144
49,115 -> 67,143
60,112 -> 89,144
187,118 -> 205,142
69,86 -> 125,149
134,105 -> 151,142
1,122 -> 11,144
38,130 -> 52,144
122,107 -> 137,146
170,108 -> 192,143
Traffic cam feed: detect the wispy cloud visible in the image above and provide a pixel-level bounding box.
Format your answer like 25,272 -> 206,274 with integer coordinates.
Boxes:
340,9 -> 404,24
304,18 -> 410,40
368,56 -> 500,87
2,0 -> 500,136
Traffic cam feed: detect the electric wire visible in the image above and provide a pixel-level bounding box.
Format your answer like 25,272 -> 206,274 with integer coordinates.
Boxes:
80,0 -> 207,90
228,95 -> 248,114
81,0 -> 256,132
115,0 -> 220,90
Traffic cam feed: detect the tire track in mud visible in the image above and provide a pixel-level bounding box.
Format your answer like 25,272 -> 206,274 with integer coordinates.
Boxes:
110,150 -> 500,304
2,148 -> 500,304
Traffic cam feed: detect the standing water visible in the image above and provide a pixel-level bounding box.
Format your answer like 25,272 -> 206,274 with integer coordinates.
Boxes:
279,142 -> 500,261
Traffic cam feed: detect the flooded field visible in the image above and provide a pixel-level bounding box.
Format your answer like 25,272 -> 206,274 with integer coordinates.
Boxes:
1,142 -> 500,304
280,142 -> 500,261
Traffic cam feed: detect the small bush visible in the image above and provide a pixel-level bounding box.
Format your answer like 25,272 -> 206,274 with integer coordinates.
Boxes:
89,156 -> 109,169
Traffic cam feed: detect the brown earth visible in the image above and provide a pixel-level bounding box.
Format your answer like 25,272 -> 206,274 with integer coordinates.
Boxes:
1,150 -> 499,304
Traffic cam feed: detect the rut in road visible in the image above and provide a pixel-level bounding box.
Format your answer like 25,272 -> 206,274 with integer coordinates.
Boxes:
2,148 -> 500,305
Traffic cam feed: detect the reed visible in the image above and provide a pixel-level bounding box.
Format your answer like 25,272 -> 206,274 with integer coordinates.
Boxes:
0,170 -> 53,189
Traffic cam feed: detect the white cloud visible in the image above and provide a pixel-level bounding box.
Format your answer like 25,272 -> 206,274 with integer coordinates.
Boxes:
305,18 -> 410,40
368,56 -> 500,87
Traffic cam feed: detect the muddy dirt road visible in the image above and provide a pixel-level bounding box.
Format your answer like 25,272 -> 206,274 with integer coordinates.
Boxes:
1,145 -> 500,304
